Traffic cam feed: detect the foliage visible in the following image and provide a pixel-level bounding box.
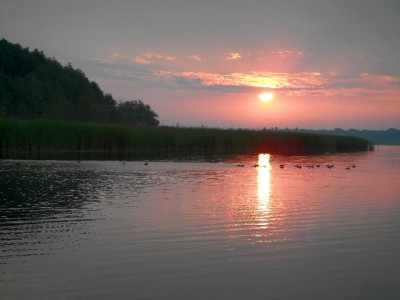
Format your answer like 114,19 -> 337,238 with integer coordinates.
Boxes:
0,118 -> 373,158
0,38 -> 159,126
115,100 -> 159,126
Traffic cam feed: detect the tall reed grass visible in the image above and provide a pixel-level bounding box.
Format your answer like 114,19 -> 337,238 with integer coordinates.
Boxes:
0,118 -> 373,158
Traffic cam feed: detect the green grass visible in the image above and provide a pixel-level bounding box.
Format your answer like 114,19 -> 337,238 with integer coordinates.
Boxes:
0,118 -> 373,158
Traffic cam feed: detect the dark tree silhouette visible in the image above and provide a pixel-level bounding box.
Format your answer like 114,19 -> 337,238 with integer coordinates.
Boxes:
0,38 -> 159,126
116,100 -> 159,126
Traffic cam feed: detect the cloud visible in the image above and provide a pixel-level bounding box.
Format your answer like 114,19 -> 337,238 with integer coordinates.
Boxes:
132,57 -> 152,65
361,74 -> 400,86
155,70 -> 400,98
226,52 -> 242,61
92,65 -> 154,82
142,52 -> 177,62
89,51 -> 400,99
284,88 -> 386,98
156,70 -> 325,90
271,49 -> 305,59
329,73 -> 400,91
131,52 -> 177,65
89,52 -> 128,64
187,55 -> 203,62
91,51 -> 177,66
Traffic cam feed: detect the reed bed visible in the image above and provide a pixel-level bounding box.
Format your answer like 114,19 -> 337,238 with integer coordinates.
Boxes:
0,118 -> 373,158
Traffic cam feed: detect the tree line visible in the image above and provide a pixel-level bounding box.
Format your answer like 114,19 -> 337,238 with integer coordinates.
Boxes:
294,128 -> 400,146
0,38 -> 159,126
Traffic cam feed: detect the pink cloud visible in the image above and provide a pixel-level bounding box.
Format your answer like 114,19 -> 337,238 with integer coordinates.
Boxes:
226,52 -> 242,61
132,56 -> 152,65
187,55 -> 203,62
271,49 -> 305,59
157,70 -> 326,90
362,74 -> 400,85
155,69 -> 400,99
93,51 -> 178,65
89,52 -> 129,63
91,50 -> 400,102
142,52 -> 177,62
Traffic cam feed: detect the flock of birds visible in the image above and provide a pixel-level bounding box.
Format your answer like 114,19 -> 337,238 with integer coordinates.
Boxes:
11,160 -> 356,170
237,163 -> 356,170
133,160 -> 357,170
122,160 -> 356,170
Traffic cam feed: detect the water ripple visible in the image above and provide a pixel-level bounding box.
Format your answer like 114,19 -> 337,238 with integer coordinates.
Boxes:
1,148 -> 400,299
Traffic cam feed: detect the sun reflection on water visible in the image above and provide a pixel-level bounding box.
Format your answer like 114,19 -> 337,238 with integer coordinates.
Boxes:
257,154 -> 271,228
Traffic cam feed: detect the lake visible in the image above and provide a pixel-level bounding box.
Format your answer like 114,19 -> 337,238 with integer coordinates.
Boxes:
1,146 -> 400,299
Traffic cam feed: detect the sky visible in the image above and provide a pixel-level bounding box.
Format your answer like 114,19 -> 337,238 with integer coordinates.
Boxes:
1,0 -> 400,129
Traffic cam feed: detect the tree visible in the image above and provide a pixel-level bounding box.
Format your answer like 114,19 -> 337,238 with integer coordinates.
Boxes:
0,38 -> 160,125
116,100 -> 159,126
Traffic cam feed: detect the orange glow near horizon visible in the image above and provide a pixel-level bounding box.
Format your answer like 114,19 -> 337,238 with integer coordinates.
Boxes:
95,50 -> 400,129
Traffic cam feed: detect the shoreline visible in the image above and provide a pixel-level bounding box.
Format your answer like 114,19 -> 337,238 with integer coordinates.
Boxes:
0,118 -> 374,159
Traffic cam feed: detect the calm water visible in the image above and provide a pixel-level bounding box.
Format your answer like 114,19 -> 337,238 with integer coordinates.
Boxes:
1,146 -> 400,300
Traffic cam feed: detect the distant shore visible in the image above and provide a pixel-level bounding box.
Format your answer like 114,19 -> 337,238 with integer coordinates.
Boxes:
0,118 -> 373,159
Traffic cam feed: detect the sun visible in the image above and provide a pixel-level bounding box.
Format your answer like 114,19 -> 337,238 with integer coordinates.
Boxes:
259,92 -> 274,103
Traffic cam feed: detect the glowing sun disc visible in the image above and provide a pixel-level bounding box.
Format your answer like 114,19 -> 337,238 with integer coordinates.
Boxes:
259,92 -> 274,103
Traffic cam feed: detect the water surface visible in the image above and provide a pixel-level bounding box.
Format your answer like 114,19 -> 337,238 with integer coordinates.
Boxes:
1,146 -> 400,299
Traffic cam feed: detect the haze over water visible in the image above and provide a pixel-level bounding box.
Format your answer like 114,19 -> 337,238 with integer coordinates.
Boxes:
1,146 -> 400,299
